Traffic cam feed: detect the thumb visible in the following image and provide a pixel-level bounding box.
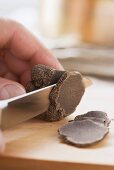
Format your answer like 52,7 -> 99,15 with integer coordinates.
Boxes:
0,78 -> 26,100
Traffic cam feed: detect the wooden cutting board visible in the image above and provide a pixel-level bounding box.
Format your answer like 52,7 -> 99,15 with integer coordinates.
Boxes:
0,77 -> 114,170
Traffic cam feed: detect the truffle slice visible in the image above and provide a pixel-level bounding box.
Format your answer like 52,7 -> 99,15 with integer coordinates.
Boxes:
40,71 -> 85,121
74,111 -> 110,127
58,119 -> 109,147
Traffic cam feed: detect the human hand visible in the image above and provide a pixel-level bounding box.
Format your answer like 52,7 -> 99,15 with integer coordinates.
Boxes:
0,18 -> 63,152
0,18 -> 63,100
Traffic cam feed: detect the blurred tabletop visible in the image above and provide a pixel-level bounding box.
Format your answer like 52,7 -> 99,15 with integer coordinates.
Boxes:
0,77 -> 114,170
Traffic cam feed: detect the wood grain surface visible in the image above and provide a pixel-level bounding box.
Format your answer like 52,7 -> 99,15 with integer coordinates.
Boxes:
0,77 -> 114,170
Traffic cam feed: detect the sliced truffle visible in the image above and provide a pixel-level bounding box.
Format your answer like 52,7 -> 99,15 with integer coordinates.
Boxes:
74,111 -> 110,127
40,71 -> 85,121
58,119 -> 109,147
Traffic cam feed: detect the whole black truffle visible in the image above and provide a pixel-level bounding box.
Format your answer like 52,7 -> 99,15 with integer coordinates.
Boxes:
26,64 -> 85,121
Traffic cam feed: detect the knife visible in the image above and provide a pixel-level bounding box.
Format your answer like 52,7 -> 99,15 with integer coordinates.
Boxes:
0,84 -> 55,130
0,77 -> 91,130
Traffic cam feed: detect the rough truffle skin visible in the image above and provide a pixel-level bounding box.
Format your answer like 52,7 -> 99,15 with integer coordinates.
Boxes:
26,81 -> 37,92
26,64 -> 64,92
39,71 -> 85,121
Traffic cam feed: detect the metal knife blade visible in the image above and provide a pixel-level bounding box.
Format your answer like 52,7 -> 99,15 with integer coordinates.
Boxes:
0,85 -> 55,130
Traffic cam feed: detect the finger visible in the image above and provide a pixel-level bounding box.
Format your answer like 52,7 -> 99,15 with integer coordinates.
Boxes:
0,130 -> 5,153
3,51 -> 31,86
0,77 -> 26,100
20,69 -> 31,87
0,59 -> 19,82
0,18 -> 63,70
4,51 -> 30,76
4,72 -> 19,82
0,60 -> 8,77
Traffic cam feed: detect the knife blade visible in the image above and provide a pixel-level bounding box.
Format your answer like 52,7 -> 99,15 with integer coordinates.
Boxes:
0,84 -> 55,130
0,76 -> 91,130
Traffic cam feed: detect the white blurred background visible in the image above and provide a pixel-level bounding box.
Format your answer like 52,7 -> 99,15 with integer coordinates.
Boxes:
0,0 -> 39,37
0,0 -> 114,77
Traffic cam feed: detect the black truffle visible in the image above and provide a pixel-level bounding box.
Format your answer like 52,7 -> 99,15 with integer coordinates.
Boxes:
26,64 -> 65,92
26,81 -> 37,92
26,64 -> 85,121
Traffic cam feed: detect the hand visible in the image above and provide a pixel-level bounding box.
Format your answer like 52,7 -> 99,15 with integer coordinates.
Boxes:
0,18 -> 63,152
0,18 -> 63,100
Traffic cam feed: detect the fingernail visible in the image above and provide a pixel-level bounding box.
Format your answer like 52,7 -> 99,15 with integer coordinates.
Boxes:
0,84 -> 26,100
